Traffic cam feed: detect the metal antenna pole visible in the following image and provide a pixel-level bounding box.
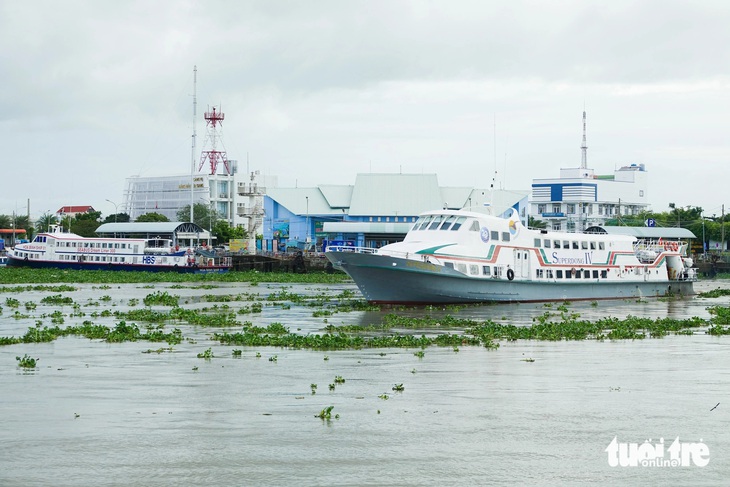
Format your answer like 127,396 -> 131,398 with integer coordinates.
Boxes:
191,66 -> 197,226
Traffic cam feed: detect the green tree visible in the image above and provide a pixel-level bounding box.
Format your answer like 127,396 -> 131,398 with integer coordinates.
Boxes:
211,220 -> 248,244
71,219 -> 101,237
177,203 -> 218,228
103,213 -> 131,224
35,214 -> 58,233
75,210 -> 102,222
136,212 -> 170,223
528,216 -> 547,229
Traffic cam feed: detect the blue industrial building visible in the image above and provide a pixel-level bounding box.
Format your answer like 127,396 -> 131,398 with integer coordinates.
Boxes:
262,173 -> 529,252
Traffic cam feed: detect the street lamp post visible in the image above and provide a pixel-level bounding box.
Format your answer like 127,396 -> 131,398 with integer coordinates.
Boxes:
305,196 -> 309,251
105,199 -> 119,223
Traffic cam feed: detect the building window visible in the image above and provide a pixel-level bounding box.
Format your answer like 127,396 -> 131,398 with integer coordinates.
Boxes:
552,203 -> 561,213
538,204 -> 546,214
567,204 -> 575,214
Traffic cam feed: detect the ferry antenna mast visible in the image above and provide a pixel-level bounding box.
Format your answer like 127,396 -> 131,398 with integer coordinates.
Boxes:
581,108 -> 588,169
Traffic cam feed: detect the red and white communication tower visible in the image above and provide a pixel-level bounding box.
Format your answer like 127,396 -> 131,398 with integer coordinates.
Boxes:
198,106 -> 231,175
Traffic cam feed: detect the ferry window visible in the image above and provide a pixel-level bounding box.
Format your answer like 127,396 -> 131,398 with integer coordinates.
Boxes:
469,264 -> 479,275
534,239 -> 542,247
581,241 -> 588,250
563,241 -> 570,249
456,263 -> 467,273
599,242 -> 605,250
572,241 -> 579,249
411,218 -> 423,230
122,244 -> 126,249
502,232 -> 510,242
592,270 -> 599,278
584,270 -> 590,279
556,270 -> 563,278
565,270 -> 572,279
547,270 -> 554,279
482,266 -> 490,276
418,216 -> 433,230
428,216 -> 444,230
574,270 -> 581,279
451,217 -> 466,231
590,242 -> 596,250
491,231 -> 499,241
95,256 -> 100,261
494,266 -> 503,278
554,240 -> 561,248
544,240 -> 551,248
439,216 -> 456,230
445,262 -> 454,269
601,270 -> 608,278
536,269 -> 544,278
469,220 -> 480,231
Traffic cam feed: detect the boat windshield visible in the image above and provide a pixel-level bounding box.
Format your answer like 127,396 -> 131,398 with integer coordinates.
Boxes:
450,217 -> 466,231
439,216 -> 456,230
418,216 -> 434,230
428,215 -> 444,230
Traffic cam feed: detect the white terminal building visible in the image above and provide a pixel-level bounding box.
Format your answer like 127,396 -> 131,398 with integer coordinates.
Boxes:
530,111 -> 649,232
123,168 -> 275,249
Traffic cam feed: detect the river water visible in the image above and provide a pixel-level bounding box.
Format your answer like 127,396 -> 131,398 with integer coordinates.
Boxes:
1,279 -> 729,486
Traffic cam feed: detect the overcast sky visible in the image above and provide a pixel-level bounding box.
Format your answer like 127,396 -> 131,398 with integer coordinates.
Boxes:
2,0 -> 729,221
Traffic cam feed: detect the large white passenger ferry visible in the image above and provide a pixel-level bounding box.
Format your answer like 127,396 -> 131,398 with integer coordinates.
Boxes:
7,225 -> 231,273
325,208 -> 696,304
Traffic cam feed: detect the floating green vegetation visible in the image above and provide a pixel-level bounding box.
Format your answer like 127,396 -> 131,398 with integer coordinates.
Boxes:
0,284 -> 78,293
16,354 -> 39,369
698,288 -> 730,298
0,321 -> 183,346
413,350 -> 425,358
197,348 -> 214,359
315,405 -> 338,420
334,375 -> 345,384
142,347 -> 174,354
392,383 -> 404,392
143,291 -> 179,307
0,267 -> 352,286
5,297 -> 20,308
232,349 -> 242,357
99,295 -> 112,302
268,355 -> 278,362
310,383 -> 317,394
378,394 -> 389,400
40,294 -> 74,305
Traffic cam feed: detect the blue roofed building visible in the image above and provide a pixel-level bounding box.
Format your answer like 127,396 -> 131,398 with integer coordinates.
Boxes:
263,173 -> 529,252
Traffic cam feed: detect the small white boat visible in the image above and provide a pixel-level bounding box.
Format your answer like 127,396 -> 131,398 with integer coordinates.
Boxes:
7,225 -> 231,273
325,208 -> 696,304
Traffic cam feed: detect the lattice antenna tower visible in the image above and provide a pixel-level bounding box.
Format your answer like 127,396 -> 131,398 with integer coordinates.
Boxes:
198,105 -> 231,175
580,108 -> 588,169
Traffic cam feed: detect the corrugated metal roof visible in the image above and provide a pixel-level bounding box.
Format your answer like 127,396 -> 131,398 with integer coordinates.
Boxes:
585,226 -> 697,239
322,221 -> 414,234
266,187 -> 343,215
348,174 -> 444,216
95,222 -> 207,235
319,185 -> 353,208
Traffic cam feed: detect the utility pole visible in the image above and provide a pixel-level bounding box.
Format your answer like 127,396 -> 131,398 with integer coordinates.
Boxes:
722,204 -> 726,253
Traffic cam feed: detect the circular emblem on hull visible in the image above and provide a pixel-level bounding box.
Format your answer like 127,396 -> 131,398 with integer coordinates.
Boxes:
480,227 -> 490,243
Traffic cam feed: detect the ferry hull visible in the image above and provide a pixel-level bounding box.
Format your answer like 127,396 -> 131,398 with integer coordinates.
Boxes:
6,255 -> 229,274
327,251 -> 693,304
